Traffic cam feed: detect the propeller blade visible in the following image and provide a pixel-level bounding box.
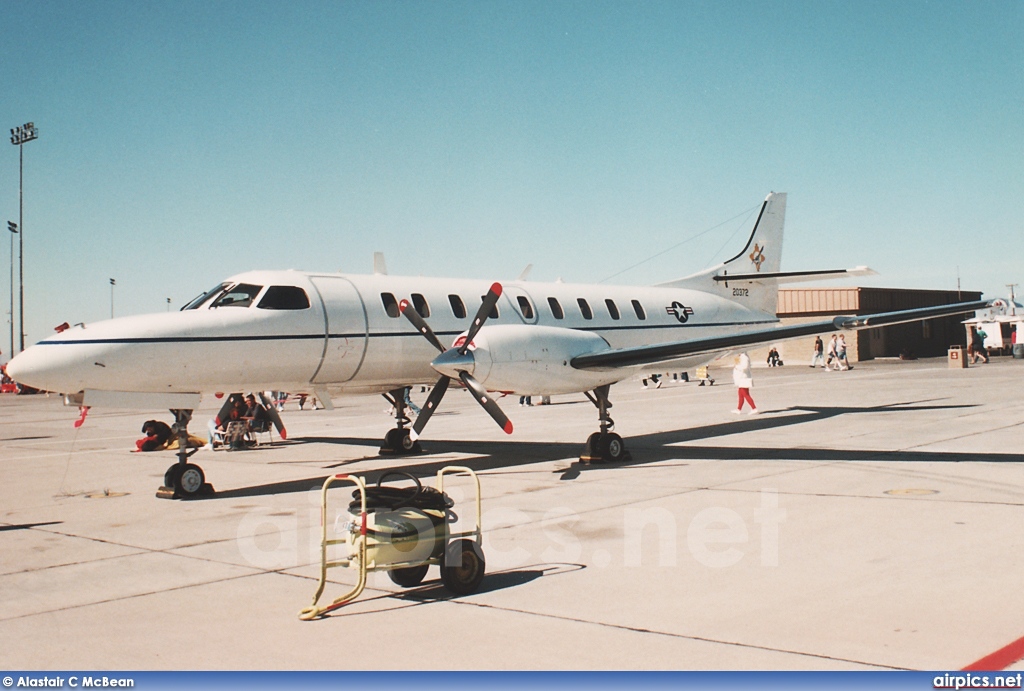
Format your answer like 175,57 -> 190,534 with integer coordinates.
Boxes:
460,282 -> 502,354
410,377 -> 450,439
459,371 -> 513,435
399,299 -> 446,353
258,392 -> 288,439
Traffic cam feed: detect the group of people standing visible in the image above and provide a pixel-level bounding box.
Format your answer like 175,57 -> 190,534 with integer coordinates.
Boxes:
810,334 -> 851,371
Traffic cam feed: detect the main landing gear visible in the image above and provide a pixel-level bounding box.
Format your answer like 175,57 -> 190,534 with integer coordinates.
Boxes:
157,409 -> 214,500
579,384 -> 631,464
379,387 -> 423,456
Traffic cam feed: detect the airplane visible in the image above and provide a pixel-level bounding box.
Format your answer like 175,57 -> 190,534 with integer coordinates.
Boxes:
6,192 -> 992,498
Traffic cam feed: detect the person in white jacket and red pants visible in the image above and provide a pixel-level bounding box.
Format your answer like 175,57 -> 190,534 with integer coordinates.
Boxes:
732,353 -> 758,415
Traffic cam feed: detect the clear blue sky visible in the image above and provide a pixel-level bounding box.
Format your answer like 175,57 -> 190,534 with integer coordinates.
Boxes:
2,0 -> 1021,349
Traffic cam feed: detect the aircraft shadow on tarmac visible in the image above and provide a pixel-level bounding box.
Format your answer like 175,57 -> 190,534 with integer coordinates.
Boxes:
203,400 -> 1024,499
0,521 -> 63,532
314,563 -> 583,619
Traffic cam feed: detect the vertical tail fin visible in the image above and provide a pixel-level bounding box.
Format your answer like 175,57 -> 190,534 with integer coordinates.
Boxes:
657,192 -> 787,315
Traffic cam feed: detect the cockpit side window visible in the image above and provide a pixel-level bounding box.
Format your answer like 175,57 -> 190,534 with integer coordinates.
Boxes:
211,283 -> 263,308
181,283 -> 228,310
257,286 -> 310,310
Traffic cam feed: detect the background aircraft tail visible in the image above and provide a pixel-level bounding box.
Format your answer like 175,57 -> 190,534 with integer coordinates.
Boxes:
657,192 -> 787,315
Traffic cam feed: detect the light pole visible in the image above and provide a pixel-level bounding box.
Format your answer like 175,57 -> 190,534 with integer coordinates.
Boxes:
110,278 -> 116,318
7,221 -> 16,357
10,122 -> 38,353
166,297 -> 171,312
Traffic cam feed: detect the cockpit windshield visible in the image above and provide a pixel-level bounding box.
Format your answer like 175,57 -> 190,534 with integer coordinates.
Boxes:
210,283 -> 263,308
181,283 -> 228,311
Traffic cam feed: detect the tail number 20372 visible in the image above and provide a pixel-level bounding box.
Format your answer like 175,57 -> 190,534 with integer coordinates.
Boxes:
732,288 -> 749,297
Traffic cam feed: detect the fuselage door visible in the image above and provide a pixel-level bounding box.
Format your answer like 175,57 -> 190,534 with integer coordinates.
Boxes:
309,276 -> 368,384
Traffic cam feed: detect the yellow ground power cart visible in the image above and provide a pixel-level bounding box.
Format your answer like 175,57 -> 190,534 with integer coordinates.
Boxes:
299,466 -> 484,620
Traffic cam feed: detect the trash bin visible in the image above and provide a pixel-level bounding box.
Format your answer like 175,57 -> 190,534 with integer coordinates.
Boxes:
948,345 -> 968,369
1013,343 -> 1024,360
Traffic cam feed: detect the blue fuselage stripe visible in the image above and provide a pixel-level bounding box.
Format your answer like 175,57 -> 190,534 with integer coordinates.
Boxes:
36,321 -> 778,347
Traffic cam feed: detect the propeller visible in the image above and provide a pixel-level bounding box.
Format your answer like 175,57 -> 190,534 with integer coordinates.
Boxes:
398,282 -> 512,439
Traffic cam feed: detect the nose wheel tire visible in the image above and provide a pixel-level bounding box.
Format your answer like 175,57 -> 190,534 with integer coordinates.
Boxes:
440,539 -> 486,595
380,428 -> 423,455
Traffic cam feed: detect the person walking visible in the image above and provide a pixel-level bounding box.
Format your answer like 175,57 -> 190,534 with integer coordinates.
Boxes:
971,327 -> 989,364
731,352 -> 758,414
826,334 -> 839,371
836,334 -> 851,370
811,336 -> 825,368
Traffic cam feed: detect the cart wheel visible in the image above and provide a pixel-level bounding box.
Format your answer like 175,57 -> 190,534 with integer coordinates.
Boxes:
388,564 -> 429,588
440,539 -> 485,595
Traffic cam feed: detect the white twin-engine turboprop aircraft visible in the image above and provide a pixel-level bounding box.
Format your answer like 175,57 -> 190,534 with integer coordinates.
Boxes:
6,193 -> 990,497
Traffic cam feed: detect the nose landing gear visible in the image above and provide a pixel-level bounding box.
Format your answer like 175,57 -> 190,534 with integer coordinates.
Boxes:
157,409 -> 215,499
379,388 -> 423,456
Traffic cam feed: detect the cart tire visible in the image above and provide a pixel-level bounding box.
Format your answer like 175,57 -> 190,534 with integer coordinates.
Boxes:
388,564 -> 430,588
441,539 -> 485,595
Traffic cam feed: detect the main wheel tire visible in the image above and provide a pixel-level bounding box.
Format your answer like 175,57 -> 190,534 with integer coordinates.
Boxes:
388,564 -> 430,588
175,463 -> 206,496
600,433 -> 626,462
400,430 -> 416,451
440,539 -> 485,595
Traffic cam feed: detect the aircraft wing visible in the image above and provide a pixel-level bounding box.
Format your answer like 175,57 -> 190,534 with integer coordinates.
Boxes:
571,299 -> 991,371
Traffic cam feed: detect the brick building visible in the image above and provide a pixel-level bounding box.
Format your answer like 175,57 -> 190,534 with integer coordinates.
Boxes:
751,287 -> 982,366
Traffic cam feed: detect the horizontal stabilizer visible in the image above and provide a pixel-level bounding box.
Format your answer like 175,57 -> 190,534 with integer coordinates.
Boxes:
712,266 -> 878,284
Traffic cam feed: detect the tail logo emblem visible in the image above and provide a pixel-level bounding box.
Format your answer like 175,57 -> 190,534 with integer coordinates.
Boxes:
666,302 -> 695,323
749,244 -> 766,271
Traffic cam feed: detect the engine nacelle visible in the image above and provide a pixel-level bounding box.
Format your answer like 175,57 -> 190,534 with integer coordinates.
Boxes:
460,325 -> 621,395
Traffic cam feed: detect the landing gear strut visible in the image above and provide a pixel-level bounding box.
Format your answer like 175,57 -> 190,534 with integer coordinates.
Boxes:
157,409 -> 214,499
379,388 -> 423,456
580,384 -> 631,464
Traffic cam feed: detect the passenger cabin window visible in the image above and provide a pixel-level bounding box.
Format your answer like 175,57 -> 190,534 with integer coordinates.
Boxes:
577,298 -> 593,320
517,296 -> 534,320
182,283 -> 228,310
547,297 -> 564,320
631,299 -> 646,320
605,299 -> 620,320
480,295 -> 499,319
381,292 -> 400,318
449,294 -> 467,319
258,286 -> 310,310
211,283 -> 262,308
411,293 -> 430,318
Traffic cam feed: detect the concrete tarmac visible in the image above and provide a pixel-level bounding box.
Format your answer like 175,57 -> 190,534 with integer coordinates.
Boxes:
2,357 -> 1023,671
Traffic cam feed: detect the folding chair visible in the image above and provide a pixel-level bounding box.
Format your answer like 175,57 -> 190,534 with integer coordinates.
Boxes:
224,421 -> 249,451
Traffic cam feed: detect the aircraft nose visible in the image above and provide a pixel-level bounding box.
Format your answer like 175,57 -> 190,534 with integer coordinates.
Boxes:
5,348 -> 46,389
431,348 -> 475,379
5,343 -> 91,393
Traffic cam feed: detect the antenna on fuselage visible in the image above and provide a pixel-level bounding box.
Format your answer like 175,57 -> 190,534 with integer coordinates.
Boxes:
517,264 -> 533,281
373,252 -> 387,275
